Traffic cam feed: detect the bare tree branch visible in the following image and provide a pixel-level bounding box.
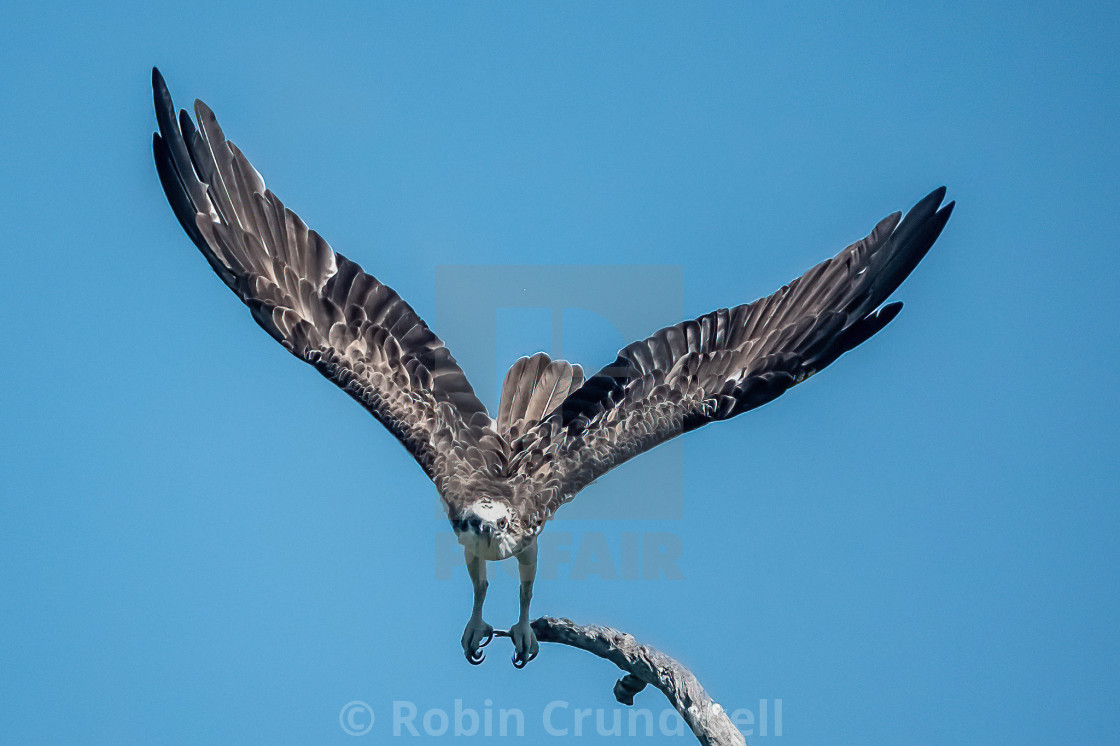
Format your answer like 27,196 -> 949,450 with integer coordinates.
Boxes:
496,616 -> 745,746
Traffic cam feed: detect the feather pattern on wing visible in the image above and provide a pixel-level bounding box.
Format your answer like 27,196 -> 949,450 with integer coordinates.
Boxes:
151,69 -> 498,494
510,188 -> 953,528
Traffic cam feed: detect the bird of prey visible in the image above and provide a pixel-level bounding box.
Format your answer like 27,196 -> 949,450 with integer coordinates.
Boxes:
151,68 -> 953,668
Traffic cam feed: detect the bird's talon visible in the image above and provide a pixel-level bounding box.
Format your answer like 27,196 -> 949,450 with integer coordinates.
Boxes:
462,617 -> 494,665
511,647 -> 538,668
509,621 -> 539,668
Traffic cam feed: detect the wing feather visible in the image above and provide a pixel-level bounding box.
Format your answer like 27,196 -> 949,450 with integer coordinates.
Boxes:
515,189 -> 953,524
152,68 -> 493,489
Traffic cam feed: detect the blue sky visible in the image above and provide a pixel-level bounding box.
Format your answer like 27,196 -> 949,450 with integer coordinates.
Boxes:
2,1 -> 1118,743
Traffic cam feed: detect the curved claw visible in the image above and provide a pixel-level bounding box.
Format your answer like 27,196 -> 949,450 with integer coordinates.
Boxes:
511,647 -> 538,669
464,632 -> 492,665
510,620 -> 540,668
462,618 -> 494,666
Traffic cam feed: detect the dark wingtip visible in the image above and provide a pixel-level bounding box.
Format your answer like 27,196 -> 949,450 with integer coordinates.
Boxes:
910,186 -> 948,216
179,109 -> 193,136
152,68 -> 174,126
877,301 -> 903,325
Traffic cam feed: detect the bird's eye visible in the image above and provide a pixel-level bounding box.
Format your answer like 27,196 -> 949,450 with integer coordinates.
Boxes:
498,518 -> 508,530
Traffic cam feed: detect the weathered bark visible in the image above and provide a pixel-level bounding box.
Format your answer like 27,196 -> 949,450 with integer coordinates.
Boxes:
495,616 -> 745,746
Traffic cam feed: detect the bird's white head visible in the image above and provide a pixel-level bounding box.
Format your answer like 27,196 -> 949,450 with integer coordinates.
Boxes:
452,497 -> 521,560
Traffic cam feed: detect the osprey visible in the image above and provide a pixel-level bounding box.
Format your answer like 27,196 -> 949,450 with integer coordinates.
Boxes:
151,68 -> 953,668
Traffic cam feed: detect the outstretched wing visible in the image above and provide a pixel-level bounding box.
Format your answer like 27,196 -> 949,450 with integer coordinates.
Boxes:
514,188 -> 953,524
151,68 -> 494,489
